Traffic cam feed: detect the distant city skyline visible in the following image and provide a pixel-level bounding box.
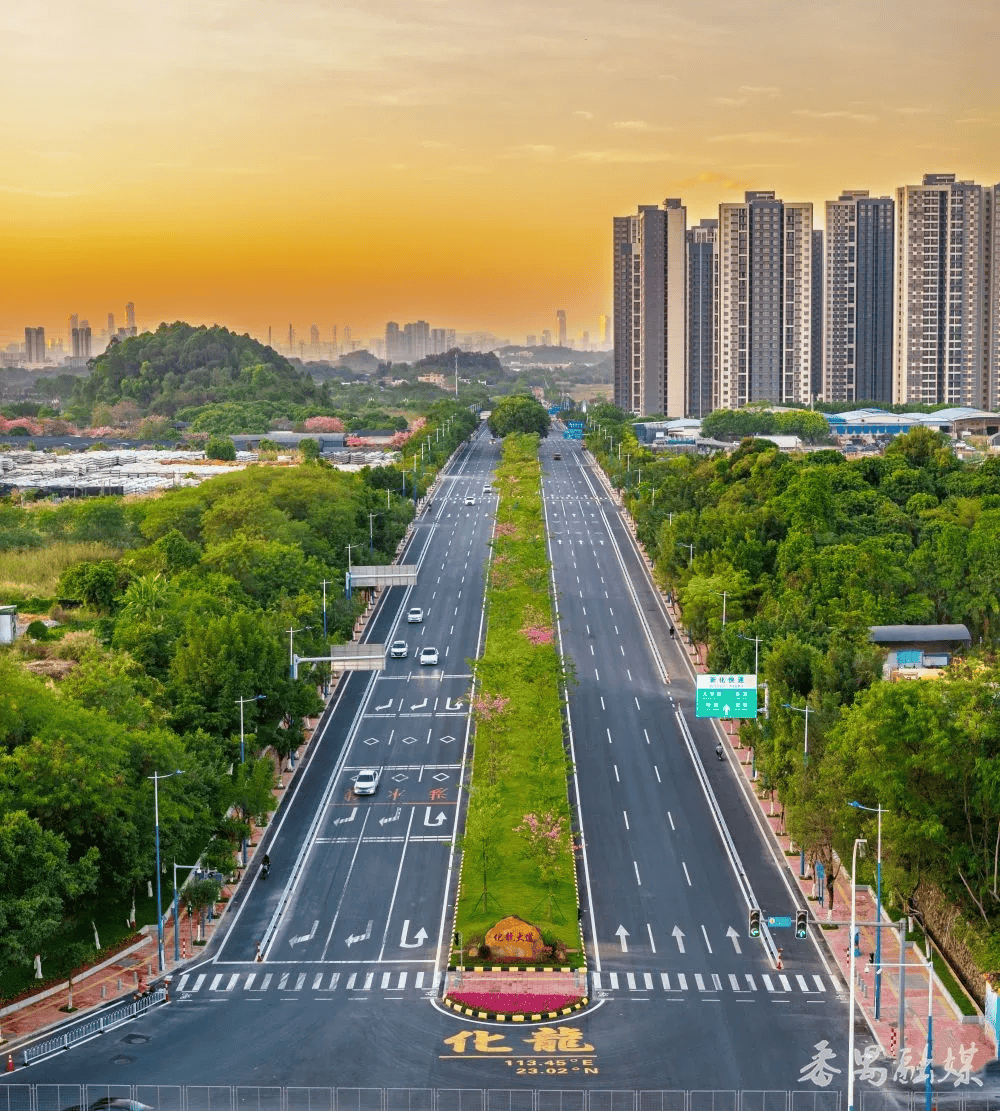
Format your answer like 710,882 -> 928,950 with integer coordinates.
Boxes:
1,0 -> 993,352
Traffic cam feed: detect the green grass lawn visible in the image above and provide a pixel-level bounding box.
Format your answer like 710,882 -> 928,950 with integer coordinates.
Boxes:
453,433 -> 582,966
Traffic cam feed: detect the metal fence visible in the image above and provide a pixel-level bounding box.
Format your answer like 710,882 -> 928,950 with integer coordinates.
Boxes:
20,989 -> 167,1067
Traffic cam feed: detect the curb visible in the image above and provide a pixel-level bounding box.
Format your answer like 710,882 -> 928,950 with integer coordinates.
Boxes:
441,995 -> 590,1023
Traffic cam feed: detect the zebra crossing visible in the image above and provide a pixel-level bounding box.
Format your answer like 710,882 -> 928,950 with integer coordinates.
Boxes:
591,969 -> 837,998
175,966 -> 440,999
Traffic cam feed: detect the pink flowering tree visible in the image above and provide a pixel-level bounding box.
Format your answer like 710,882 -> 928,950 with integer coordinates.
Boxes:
302,416 -> 344,432
514,811 -> 569,889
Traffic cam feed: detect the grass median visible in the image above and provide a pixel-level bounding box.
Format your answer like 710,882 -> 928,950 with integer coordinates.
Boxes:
453,432 -> 581,967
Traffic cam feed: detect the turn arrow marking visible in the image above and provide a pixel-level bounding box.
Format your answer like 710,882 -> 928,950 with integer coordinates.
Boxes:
410,697 -> 428,711
379,807 -> 402,826
345,920 -> 373,947
289,920 -> 319,948
400,919 -> 428,948
423,808 -> 447,827
333,807 -> 357,826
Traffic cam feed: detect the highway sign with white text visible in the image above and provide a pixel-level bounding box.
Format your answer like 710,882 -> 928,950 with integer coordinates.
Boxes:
695,674 -> 758,718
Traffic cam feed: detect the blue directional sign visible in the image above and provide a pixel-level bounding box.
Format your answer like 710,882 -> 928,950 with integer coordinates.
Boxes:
695,674 -> 758,718
767,916 -> 793,929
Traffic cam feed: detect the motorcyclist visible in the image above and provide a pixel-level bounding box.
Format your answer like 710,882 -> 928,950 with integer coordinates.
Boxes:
715,744 -> 724,761
261,853 -> 270,877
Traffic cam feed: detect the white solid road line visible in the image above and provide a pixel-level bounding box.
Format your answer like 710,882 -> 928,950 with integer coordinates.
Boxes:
682,861 -> 692,886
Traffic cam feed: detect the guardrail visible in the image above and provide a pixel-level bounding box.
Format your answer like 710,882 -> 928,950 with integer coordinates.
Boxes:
21,988 -> 167,1066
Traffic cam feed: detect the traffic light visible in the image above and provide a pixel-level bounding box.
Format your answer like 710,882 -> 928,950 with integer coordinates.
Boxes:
748,908 -> 761,938
795,909 -> 808,939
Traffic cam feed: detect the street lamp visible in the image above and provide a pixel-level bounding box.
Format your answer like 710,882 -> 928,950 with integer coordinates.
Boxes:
736,632 -> 762,676
848,837 -> 868,1111
236,694 -> 266,764
320,578 -> 336,638
711,590 -> 729,626
850,800 -> 886,1019
148,769 -> 185,973
287,625 -> 313,679
677,541 -> 694,566
783,701 -> 813,764
172,860 -> 200,963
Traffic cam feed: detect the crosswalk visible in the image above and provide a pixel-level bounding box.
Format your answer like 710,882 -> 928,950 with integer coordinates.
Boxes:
591,969 -> 837,998
175,966 -> 440,999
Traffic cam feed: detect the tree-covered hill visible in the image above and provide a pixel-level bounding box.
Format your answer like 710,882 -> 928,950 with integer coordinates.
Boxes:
71,322 -> 324,419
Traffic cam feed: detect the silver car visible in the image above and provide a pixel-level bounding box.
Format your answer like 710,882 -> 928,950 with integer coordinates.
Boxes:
389,639 -> 408,658
419,646 -> 439,666
353,768 -> 381,796
407,607 -> 423,623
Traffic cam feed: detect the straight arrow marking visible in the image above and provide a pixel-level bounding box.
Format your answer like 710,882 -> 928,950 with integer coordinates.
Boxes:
615,925 -> 629,952
726,925 -> 743,954
672,925 -> 686,954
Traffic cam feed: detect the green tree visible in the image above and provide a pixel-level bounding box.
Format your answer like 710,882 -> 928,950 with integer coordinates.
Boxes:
488,395 -> 551,437
205,436 -> 236,461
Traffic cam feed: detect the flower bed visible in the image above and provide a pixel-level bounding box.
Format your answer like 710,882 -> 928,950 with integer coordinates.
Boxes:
447,990 -> 583,1015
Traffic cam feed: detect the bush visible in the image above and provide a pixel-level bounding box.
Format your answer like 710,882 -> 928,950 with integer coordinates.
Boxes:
25,620 -> 49,640
205,436 -> 236,461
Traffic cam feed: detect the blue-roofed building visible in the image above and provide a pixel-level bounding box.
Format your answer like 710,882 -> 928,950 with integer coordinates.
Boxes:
824,406 -> 1000,439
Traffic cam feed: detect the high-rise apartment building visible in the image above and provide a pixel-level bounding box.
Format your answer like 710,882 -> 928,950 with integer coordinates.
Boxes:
68,314 -> 78,348
107,312 -> 115,337
556,309 -> 566,347
125,302 -> 136,335
385,322 -> 401,362
541,329 -> 551,345
811,230 -> 824,400
599,314 -> 610,345
824,191 -> 895,403
989,186 -> 1000,410
613,198 -> 687,416
894,173 -> 997,407
403,321 -> 430,362
686,218 -> 718,418
24,327 -> 46,364
716,191 -> 813,409
71,321 -> 92,359
310,324 -> 320,348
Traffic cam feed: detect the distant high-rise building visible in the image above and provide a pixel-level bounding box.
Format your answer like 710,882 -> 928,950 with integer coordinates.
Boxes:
430,328 -> 449,355
310,324 -> 320,349
385,322 -> 401,362
556,309 -> 567,347
599,314 -> 610,345
686,218 -> 718,419
717,191 -> 813,409
107,312 -> 115,337
894,173 -> 998,407
24,327 -> 45,364
68,313 -> 78,349
613,197 -> 687,417
581,330 -> 590,349
332,325 -> 338,354
343,325 -> 352,350
824,190 -> 894,403
403,321 -> 430,362
125,302 -> 136,335
526,335 -> 537,346
811,229 -> 824,401
541,329 -> 552,345
72,321 -> 92,359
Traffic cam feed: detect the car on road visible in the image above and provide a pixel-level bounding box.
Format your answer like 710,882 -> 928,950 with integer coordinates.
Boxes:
483,484 -> 492,492
553,453 -> 561,460
419,646 -> 440,666
407,607 -> 423,623
389,639 -> 408,658
352,768 -> 381,796
464,495 -> 475,505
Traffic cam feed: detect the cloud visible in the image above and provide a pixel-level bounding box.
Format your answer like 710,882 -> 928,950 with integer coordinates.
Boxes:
571,149 -> 676,164
714,97 -> 747,107
505,144 -> 557,159
421,140 -> 453,150
573,110 -> 594,120
0,184 -> 82,197
738,85 -> 780,97
894,105 -> 936,115
794,109 -> 877,122
674,170 -> 750,191
955,116 -> 990,125
613,120 -> 652,131
707,131 -> 812,145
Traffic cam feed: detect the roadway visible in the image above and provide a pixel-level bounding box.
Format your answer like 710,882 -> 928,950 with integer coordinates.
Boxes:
5,426 -> 871,1095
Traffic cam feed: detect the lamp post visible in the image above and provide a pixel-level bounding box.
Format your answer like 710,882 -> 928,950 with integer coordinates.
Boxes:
711,590 -> 729,626
320,578 -> 336,639
236,694 -> 265,864
148,769 -> 184,973
850,800 -> 886,1019
736,632 -> 762,676
783,701 -> 813,764
287,625 -> 313,679
368,512 -> 383,553
677,541 -> 694,566
848,837 -> 868,1111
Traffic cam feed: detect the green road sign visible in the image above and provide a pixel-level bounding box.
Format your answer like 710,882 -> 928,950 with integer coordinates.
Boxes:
695,674 -> 758,719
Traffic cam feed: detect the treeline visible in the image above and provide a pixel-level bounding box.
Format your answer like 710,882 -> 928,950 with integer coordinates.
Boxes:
586,404 -> 1000,977
0,403 -> 475,993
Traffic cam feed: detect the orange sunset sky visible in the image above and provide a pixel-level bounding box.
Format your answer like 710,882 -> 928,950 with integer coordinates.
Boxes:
2,0 -> 997,351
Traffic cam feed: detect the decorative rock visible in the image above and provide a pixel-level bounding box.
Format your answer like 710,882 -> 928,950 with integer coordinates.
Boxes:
485,915 -> 546,962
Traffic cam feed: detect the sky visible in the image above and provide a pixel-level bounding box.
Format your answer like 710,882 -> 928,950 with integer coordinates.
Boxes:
2,0 -> 997,351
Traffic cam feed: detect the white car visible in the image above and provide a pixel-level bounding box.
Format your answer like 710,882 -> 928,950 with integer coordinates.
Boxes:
464,495 -> 475,506
407,607 -> 423,623
389,639 -> 408,659
419,646 -> 440,666
353,768 -> 381,796
483,484 -> 492,493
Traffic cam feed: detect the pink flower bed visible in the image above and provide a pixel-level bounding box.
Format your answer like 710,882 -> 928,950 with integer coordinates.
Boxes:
449,991 -> 581,1014
522,625 -> 554,645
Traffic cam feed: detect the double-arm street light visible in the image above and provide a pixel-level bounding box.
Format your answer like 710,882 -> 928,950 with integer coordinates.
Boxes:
236,693 -> 266,864
848,837 -> 868,1111
319,578 -> 336,638
148,769 -> 185,972
736,632 -> 762,676
287,625 -> 313,679
850,799 -> 887,1019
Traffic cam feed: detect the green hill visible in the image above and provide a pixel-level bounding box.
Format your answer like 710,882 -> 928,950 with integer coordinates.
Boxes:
73,322 -> 323,418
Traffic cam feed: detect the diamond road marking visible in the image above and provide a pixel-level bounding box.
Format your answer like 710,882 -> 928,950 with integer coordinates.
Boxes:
363,737 -> 380,746
440,735 -> 456,743
432,772 -> 449,781
401,736 -> 419,745
391,773 -> 409,782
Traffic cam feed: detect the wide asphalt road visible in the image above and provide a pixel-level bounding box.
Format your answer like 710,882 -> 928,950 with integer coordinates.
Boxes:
5,426 -> 877,1099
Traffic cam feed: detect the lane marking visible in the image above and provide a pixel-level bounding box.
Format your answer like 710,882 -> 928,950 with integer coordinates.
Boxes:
633,860 -> 642,885
701,924 -> 713,954
667,810 -> 674,829
647,923 -> 656,953
613,764 -> 620,782
654,766 -> 661,783
682,861 -> 692,886
623,809 -> 629,830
